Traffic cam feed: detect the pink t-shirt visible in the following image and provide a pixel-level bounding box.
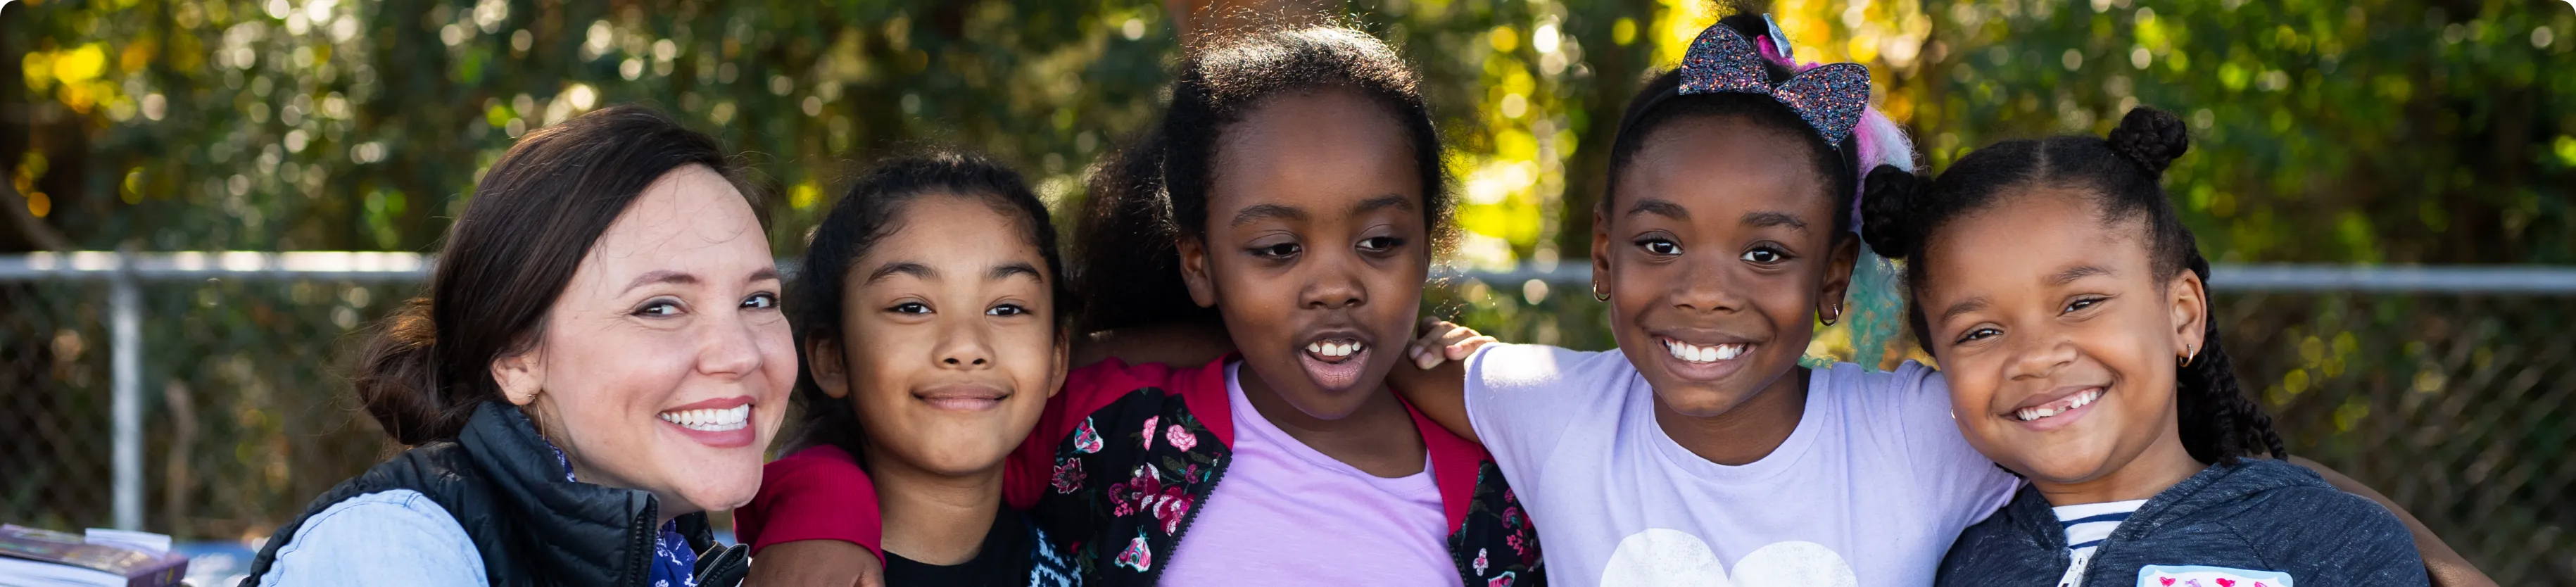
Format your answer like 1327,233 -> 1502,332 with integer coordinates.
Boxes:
1155,362 -> 1463,586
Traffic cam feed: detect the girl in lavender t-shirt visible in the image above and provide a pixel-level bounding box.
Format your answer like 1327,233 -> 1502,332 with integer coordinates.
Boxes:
1392,15 -> 2020,586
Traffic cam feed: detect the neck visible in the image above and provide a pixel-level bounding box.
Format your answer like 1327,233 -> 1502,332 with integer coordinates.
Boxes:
2032,435 -> 2206,506
1655,367 -> 1810,466
1237,361 -> 1427,478
862,445 -> 1006,565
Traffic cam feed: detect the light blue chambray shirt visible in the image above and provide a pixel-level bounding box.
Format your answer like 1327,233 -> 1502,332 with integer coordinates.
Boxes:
253,489 -> 486,586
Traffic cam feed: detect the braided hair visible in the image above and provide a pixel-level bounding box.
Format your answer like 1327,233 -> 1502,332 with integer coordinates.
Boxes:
1857,107 -> 2287,465
1071,25 -> 1450,333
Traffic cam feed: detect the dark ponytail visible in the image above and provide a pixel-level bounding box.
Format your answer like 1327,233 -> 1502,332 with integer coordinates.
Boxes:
1071,25 -> 1448,333
1860,106 -> 2285,465
355,105 -> 753,445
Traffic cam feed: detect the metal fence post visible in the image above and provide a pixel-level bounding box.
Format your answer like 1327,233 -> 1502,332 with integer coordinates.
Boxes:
111,251 -> 143,531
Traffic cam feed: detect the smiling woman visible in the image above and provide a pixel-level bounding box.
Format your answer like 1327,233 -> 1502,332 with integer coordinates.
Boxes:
236,105 -> 786,587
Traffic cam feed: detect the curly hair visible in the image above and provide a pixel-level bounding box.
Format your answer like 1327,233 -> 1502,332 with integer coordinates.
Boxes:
1071,25 -> 1449,333
1858,106 -> 2287,465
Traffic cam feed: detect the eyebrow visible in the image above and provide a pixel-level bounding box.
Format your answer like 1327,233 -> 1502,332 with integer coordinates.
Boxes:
991,262 -> 1044,282
622,270 -> 698,293
1742,211 -> 1810,232
2049,265 -> 2113,286
1230,203 -> 1308,227
1624,198 -> 1690,221
864,262 -> 936,284
1938,296 -> 1990,324
1354,194 -> 1417,214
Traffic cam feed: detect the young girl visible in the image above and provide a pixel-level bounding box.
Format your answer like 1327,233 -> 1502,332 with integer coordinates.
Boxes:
1859,108 -> 2427,586
747,26 -> 1543,586
1399,14 -> 2482,587
735,153 -> 1081,586
1395,14 -> 2019,586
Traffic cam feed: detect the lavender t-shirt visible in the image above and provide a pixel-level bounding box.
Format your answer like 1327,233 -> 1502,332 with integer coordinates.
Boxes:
1463,343 -> 2019,587
1156,362 -> 1462,586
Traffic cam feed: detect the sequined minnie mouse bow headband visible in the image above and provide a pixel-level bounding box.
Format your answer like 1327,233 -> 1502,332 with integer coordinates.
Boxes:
1623,15 -> 1872,149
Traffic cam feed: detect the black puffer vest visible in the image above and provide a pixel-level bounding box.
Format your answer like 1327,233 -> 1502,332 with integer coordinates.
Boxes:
241,401 -> 730,586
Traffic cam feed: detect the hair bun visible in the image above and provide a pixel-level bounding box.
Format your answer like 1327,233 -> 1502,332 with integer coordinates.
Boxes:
2107,106 -> 2190,175
353,297 -> 462,445
1857,164 -> 1920,259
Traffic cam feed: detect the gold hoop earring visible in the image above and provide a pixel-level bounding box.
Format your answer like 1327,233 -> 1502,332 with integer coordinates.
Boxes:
2178,345 -> 2197,367
1820,304 -> 1842,327
1592,282 -> 1610,302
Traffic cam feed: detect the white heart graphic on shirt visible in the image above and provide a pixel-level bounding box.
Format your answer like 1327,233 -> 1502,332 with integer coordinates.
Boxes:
1599,530 -> 1860,587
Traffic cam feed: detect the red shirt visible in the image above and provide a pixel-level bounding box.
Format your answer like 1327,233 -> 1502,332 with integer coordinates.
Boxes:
732,443 -> 884,563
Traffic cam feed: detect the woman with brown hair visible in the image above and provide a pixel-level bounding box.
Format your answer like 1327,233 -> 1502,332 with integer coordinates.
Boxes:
240,105 -> 791,587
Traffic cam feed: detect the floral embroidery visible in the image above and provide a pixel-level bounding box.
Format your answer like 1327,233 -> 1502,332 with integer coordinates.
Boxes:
1487,571 -> 1517,587
1113,531 -> 1154,572
1073,417 -> 1104,454
1164,424 -> 1197,452
1140,416 -> 1160,450
1146,487 -> 1194,534
1474,548 -> 1490,575
1051,457 -> 1086,494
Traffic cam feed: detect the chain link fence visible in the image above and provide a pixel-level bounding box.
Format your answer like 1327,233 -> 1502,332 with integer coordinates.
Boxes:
3,255 -> 2570,584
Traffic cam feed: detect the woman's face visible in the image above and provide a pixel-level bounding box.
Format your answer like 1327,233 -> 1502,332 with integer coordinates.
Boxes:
492,164 -> 795,517
1176,89 -> 1429,421
1917,189 -> 2206,484
811,195 -> 1065,478
1592,116 -> 1855,418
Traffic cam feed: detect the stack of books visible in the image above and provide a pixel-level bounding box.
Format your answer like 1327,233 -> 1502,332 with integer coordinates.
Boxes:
0,525 -> 187,587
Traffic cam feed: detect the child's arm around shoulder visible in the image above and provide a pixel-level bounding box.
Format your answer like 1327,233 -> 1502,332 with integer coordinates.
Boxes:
1388,317 -> 1497,441
733,445 -> 888,586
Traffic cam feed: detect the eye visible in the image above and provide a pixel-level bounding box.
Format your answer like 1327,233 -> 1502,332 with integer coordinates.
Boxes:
741,292 -> 778,310
1955,327 -> 2002,345
1634,237 -> 1680,256
633,299 -> 683,317
890,302 -> 930,315
1740,245 -> 1792,265
1249,241 -> 1301,259
987,303 -> 1028,317
1356,236 -> 1403,253
2062,296 -> 2107,314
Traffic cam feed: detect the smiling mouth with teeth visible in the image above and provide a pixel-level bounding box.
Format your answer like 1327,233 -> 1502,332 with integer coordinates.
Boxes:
2012,388 -> 2104,422
658,404 -> 752,432
1304,340 -> 1365,361
1662,339 -> 1749,363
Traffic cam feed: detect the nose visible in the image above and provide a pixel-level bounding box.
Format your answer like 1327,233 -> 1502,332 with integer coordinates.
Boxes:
1669,256 -> 1749,315
1300,251 -> 1368,311
932,316 -> 995,370
696,304 -> 766,378
2006,328 -> 2078,381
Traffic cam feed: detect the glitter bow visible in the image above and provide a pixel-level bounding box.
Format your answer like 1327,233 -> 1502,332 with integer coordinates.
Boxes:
1676,18 -> 1871,149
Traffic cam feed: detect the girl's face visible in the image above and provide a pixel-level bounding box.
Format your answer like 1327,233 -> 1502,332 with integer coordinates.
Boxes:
1592,116 -> 1855,418
1177,89 -> 1429,420
811,196 -> 1066,477
493,164 -> 795,517
1916,189 -> 2207,485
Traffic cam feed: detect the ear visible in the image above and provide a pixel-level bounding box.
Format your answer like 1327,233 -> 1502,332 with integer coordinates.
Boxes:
1590,213 -> 1615,294
1047,329 -> 1072,400
490,343 -> 547,407
2168,270 -> 2210,361
1815,236 -> 1861,324
805,332 -> 852,400
1176,235 -> 1220,308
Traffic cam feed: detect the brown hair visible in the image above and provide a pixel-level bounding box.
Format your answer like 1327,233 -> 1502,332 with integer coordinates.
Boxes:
355,105 -> 759,445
